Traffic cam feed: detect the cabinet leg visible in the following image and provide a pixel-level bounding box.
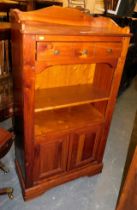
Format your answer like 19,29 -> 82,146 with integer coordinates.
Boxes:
87,166 -> 103,177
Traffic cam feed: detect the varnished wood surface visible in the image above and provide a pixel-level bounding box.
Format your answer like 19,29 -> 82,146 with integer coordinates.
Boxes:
11,6 -> 130,200
0,23 -> 13,121
96,37 -> 130,163
0,127 -> 13,161
67,124 -> 102,170
36,34 -> 123,42
0,128 -> 12,148
0,77 -> 13,111
35,64 -> 95,89
11,6 -> 130,35
35,104 -> 104,137
0,22 -> 11,31
16,159 -> 103,200
35,85 -> 110,112
116,110 -> 137,210
36,41 -> 122,66
0,22 -> 11,40
33,134 -> 69,181
116,146 -> 137,210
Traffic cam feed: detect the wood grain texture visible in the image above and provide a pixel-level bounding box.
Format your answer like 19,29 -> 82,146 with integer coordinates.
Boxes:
35,64 -> 95,89
0,128 -> 12,148
11,6 -> 130,200
35,84 -> 109,111
97,36 -> 130,163
33,134 -> 69,182
34,104 -> 104,137
16,159 -> 103,200
68,125 -> 102,170
0,23 -> 13,121
116,147 -> 137,210
11,6 -> 130,35
0,128 -> 13,160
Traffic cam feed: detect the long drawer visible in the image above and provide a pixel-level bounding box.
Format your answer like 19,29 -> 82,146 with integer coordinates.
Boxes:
36,41 -> 122,65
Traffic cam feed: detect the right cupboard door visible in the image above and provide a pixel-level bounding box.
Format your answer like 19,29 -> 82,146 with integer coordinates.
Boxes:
68,125 -> 102,170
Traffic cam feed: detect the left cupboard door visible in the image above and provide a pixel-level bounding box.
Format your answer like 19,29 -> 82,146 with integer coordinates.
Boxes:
33,134 -> 69,183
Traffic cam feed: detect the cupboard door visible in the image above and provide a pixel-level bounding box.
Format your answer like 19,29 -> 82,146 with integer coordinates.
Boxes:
33,135 -> 69,182
68,125 -> 102,170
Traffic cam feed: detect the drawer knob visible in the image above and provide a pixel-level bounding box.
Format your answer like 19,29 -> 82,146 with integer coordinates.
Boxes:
53,49 -> 60,55
81,49 -> 88,56
107,48 -> 113,53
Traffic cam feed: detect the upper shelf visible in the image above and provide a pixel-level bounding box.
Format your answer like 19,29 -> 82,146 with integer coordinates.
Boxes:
35,84 -> 110,112
10,6 -> 130,36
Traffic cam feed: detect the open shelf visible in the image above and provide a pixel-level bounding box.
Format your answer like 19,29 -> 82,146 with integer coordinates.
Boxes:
35,84 -> 110,112
34,104 -> 104,137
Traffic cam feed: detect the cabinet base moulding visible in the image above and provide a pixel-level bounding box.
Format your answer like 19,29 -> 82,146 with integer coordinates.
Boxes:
15,160 -> 103,201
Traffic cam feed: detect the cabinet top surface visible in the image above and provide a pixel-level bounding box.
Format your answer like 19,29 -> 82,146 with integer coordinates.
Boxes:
11,6 -> 130,36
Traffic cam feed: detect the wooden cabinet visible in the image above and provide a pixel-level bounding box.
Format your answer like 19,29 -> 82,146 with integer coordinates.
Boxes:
11,6 -> 130,200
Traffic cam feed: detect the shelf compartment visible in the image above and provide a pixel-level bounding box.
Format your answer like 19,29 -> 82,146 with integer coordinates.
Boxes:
35,84 -> 110,112
34,104 -> 104,137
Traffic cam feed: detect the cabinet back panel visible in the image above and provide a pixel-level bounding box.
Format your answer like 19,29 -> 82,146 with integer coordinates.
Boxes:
35,64 -> 95,89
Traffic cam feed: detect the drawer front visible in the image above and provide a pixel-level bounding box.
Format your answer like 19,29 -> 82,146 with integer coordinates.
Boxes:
36,42 -> 95,63
36,41 -> 122,65
94,42 -> 122,59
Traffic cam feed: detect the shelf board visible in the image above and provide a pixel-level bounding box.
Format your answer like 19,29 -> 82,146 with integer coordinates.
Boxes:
35,104 -> 104,137
35,84 -> 109,112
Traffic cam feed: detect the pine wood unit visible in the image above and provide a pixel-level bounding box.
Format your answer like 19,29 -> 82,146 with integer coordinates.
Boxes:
11,6 -> 130,200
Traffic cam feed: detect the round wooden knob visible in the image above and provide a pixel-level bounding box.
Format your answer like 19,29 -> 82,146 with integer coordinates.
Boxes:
53,49 -> 60,55
107,48 -> 113,53
81,49 -> 88,56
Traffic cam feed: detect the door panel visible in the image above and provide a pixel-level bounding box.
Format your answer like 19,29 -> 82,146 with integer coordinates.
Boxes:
33,135 -> 69,182
68,125 -> 102,170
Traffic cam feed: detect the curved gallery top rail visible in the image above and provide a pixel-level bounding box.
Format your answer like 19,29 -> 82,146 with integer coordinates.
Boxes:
11,6 -> 130,36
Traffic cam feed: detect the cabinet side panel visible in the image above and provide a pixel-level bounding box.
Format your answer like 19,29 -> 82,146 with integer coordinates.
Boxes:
22,34 -> 36,187
11,28 -> 26,179
12,30 -> 36,187
93,63 -> 115,96
97,37 -> 130,162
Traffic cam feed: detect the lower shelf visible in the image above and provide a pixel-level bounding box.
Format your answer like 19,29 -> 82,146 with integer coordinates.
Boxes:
34,104 -> 105,137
